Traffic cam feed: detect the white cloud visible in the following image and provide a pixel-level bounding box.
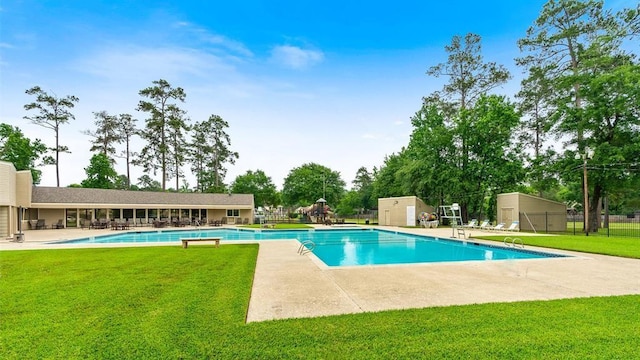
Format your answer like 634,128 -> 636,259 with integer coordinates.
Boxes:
74,45 -> 235,81
270,45 -> 324,70
171,21 -> 253,57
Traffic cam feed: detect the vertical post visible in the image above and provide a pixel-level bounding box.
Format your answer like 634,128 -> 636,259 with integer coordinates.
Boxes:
583,156 -> 589,236
545,212 -> 548,233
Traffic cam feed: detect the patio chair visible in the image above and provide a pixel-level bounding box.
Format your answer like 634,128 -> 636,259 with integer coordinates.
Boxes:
35,219 -> 46,230
477,220 -> 491,230
54,219 -> 65,229
462,219 -> 477,228
489,223 -> 506,231
504,221 -> 519,232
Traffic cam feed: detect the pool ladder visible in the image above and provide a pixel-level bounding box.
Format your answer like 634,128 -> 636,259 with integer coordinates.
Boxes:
298,240 -> 315,255
503,237 -> 524,248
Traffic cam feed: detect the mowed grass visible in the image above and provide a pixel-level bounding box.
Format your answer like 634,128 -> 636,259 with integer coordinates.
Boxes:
2,245 -> 640,359
475,234 -> 640,259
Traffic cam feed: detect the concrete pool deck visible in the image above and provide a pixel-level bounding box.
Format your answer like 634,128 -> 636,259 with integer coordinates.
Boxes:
3,226 -> 640,323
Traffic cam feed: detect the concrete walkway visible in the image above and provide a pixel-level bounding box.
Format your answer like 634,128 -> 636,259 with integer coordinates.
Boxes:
3,226 -> 640,323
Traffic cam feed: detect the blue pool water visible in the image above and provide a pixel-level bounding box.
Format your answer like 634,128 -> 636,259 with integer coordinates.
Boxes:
56,228 -> 565,266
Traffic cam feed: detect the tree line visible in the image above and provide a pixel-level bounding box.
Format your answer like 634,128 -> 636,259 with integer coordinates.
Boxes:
2,0 -> 639,228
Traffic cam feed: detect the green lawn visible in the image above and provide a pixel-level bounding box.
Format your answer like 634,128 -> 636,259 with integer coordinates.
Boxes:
1,245 -> 640,359
474,234 -> 640,259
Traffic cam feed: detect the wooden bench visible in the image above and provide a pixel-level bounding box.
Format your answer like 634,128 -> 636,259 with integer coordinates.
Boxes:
181,237 -> 221,248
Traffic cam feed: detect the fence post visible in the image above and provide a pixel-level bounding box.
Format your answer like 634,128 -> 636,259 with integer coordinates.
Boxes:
573,214 -> 576,235
545,212 -> 548,233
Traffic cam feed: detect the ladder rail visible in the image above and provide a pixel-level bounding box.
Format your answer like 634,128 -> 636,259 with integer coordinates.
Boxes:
503,236 -> 524,248
298,240 -> 315,255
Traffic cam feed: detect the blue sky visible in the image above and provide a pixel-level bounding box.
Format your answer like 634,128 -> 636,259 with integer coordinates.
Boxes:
1,0 -> 623,189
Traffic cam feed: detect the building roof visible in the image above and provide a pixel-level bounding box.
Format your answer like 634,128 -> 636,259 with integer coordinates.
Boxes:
31,186 -> 254,208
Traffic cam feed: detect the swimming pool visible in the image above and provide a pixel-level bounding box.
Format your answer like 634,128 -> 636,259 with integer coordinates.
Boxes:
56,228 -> 566,266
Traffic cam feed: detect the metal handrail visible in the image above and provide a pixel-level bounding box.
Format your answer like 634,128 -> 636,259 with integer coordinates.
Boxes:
298,240 -> 315,255
503,236 -> 524,248
512,237 -> 524,248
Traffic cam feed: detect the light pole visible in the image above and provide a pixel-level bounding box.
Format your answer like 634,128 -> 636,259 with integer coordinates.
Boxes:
580,148 -> 593,236
583,155 -> 589,236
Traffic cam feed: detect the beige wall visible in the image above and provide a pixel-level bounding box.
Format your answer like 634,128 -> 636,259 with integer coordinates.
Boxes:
37,209 -> 66,229
0,162 -> 17,206
378,196 -> 434,226
16,170 -> 33,207
0,162 -> 17,236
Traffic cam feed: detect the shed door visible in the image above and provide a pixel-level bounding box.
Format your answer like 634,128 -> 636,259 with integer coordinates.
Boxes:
406,206 -> 416,226
384,210 -> 390,225
501,208 -> 514,224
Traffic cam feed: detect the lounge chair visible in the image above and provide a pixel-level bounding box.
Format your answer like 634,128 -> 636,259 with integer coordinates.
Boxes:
504,221 -> 519,232
462,219 -> 477,228
477,220 -> 491,230
489,223 -> 506,231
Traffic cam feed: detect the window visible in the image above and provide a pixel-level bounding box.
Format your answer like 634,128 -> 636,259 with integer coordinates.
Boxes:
226,209 -> 240,217
148,209 -> 158,219
136,209 -> 146,219
79,209 -> 93,221
95,209 -> 108,220
66,209 -> 77,227
123,209 -> 134,220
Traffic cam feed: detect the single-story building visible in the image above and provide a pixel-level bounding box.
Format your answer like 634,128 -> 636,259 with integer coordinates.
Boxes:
378,196 -> 434,226
0,161 -> 255,238
497,192 -> 567,232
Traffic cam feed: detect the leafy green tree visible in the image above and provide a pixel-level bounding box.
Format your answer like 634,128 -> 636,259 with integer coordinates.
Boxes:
372,152 -> 410,200
231,170 -> 279,207
519,0 -> 639,231
352,167 -> 375,210
464,95 -> 525,219
116,113 -> 137,188
190,115 -> 238,193
23,86 -> 79,187
516,66 -> 558,196
136,175 -> 162,191
135,79 -> 187,190
422,33 -> 511,219
281,163 -> 345,207
426,33 -> 510,111
166,106 -> 190,191
81,153 -> 118,189
404,102 -> 457,208
113,174 -> 139,190
0,123 -> 49,184
566,57 -> 640,232
335,190 -> 361,217
83,111 -> 121,162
